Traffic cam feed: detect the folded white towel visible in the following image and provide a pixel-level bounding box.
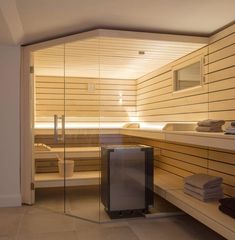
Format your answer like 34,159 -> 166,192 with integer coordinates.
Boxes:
184,188 -> 224,202
225,127 -> 235,133
184,183 -> 223,195
196,126 -> 223,132
184,173 -> 222,189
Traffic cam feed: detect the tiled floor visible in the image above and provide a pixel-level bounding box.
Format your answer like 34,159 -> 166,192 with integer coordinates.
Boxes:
0,205 -> 226,240
35,186 -> 181,222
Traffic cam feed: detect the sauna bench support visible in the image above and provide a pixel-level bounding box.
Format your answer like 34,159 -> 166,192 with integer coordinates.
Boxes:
154,168 -> 235,240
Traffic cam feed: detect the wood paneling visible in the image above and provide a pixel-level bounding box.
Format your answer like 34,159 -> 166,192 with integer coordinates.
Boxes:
34,36 -> 205,79
137,47 -> 209,122
35,76 -> 136,126
133,136 -> 235,197
33,24 -> 235,196
207,26 -> 235,120
137,23 -> 235,122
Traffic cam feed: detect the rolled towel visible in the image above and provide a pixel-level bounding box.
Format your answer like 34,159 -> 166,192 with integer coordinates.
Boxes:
197,119 -> 225,127
219,205 -> 235,219
224,127 -> 235,134
219,197 -> 235,211
231,121 -> 235,127
184,188 -> 224,201
184,173 -> 222,189
184,183 -> 223,195
196,126 -> 223,132
34,143 -> 51,151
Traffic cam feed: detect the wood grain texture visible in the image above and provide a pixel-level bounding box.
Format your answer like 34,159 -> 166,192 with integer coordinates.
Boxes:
137,23 -> 235,122
133,136 -> 235,197
35,76 -> 137,125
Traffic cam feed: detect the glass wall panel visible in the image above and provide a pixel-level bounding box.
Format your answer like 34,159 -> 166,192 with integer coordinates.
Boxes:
64,37 -> 101,221
33,44 -> 66,212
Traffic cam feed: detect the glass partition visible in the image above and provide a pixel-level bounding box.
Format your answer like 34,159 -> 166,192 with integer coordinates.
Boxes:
33,43 -> 66,212
64,37 -> 101,221
33,31 -> 210,222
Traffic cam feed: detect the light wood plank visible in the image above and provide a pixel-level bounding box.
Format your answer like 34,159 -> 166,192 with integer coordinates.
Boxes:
161,149 -> 208,168
205,44 -> 235,64
209,99 -> 235,112
138,103 -> 208,116
208,160 -> 235,176
159,156 -> 207,173
209,32 -> 235,50
207,55 -> 235,73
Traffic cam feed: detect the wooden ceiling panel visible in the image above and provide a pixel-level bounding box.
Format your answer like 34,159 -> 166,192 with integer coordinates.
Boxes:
34,34 -> 206,79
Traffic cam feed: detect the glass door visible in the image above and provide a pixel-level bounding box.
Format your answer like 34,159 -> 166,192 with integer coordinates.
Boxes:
33,43 -> 66,212
64,37 -> 101,221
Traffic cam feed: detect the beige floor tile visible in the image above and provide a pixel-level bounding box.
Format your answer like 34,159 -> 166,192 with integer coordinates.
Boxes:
0,237 -> 15,240
74,217 -> 128,232
35,188 -> 65,213
74,218 -> 101,232
35,186 -> 111,222
18,212 -> 75,234
0,208 -> 24,238
0,206 -> 26,215
128,215 -> 225,240
24,206 -> 58,215
76,226 -> 139,240
17,231 -> 78,240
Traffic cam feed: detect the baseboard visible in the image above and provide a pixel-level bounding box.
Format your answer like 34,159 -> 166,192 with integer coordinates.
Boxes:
0,194 -> 21,207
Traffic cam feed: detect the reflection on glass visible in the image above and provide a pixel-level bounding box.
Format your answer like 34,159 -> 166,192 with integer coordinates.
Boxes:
174,61 -> 201,91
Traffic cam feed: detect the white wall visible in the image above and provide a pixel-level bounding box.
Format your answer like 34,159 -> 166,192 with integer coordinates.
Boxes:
0,46 -> 21,206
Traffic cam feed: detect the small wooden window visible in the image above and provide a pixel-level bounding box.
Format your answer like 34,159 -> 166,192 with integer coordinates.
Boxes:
173,56 -> 203,92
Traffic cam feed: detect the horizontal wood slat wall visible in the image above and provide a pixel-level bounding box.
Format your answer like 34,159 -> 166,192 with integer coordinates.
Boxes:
137,23 -> 235,122
133,137 -> 235,197
136,47 -> 209,122
207,27 -> 235,120
35,76 -> 136,126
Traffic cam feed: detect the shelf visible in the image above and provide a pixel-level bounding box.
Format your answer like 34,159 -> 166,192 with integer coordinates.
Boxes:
164,131 -> 235,151
35,171 -> 100,188
35,126 -> 235,152
153,168 -> 235,240
120,128 -> 235,151
35,147 -> 100,159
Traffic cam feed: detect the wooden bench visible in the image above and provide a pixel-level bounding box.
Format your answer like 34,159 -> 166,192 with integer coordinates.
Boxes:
34,147 -> 100,187
34,145 -> 235,239
34,146 -> 101,172
154,168 -> 235,240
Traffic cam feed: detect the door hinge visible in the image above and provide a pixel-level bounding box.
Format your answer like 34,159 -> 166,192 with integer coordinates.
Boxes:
30,66 -> 34,74
31,182 -> 35,190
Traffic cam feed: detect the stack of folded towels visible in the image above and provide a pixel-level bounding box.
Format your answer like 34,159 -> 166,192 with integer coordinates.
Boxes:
184,173 -> 223,201
224,121 -> 235,135
196,119 -> 225,132
219,197 -> 235,219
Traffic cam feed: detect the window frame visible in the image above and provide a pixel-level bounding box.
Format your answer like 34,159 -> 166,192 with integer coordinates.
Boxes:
172,55 -> 204,93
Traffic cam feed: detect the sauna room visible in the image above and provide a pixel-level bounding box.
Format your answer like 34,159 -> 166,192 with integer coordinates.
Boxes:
21,23 -> 235,239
